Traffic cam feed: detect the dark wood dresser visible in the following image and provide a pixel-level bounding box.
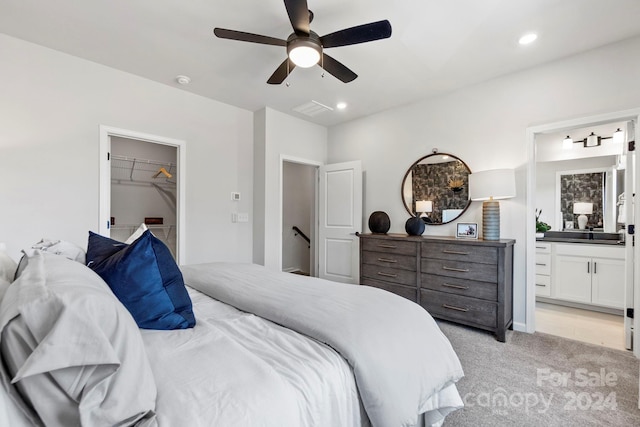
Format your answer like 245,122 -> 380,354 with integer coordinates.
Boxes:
359,233 -> 515,342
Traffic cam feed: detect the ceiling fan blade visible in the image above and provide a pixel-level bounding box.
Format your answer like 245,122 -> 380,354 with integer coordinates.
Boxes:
284,0 -> 310,34
320,20 -> 392,48
267,58 -> 297,84
214,28 -> 286,46
321,53 -> 357,83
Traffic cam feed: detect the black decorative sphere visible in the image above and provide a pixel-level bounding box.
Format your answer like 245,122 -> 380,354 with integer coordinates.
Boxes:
405,216 -> 425,236
368,211 -> 390,234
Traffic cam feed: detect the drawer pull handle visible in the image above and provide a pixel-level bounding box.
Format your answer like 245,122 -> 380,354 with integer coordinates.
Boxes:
536,263 -> 547,266
377,272 -> 398,278
535,246 -> 547,250
443,250 -> 469,255
443,304 -> 469,312
442,283 -> 469,290
377,244 -> 397,249
442,266 -> 470,273
377,258 -> 397,263
535,284 -> 546,287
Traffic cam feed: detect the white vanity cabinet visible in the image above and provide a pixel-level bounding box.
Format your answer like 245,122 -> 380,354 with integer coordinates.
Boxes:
553,243 -> 625,309
535,243 -> 551,297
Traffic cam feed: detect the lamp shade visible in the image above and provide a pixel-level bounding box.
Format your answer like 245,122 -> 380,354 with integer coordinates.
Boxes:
573,202 -> 593,215
416,200 -> 433,213
469,169 -> 516,201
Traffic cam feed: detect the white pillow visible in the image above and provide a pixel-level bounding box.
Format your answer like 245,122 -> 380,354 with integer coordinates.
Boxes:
125,223 -> 149,244
30,239 -> 86,264
0,252 -> 17,284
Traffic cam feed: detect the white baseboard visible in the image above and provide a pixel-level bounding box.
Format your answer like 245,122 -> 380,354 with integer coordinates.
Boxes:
282,267 -> 299,273
513,321 -> 529,333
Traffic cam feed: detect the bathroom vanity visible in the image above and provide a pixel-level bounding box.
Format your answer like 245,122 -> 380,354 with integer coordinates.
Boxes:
536,231 -> 625,312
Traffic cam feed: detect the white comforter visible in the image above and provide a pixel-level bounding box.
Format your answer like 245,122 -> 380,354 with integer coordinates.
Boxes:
142,287 -> 364,427
181,262 -> 464,427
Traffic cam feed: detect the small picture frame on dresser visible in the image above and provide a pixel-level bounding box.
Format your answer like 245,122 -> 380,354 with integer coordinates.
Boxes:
456,222 -> 478,239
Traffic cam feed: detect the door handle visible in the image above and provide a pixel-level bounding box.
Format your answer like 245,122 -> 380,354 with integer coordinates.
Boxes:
594,262 -> 597,274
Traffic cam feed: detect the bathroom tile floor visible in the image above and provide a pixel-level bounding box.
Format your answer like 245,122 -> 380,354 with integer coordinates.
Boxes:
535,302 -> 627,351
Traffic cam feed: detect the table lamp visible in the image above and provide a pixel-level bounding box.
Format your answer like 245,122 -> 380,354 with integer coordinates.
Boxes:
416,200 -> 433,219
469,169 -> 516,241
573,202 -> 593,230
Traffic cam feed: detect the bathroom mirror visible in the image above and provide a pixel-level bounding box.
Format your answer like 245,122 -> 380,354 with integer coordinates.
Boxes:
401,153 -> 471,224
556,167 -> 620,232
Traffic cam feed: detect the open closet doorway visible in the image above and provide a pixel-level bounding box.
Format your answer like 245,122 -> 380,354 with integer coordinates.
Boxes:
282,160 -> 318,277
110,137 -> 178,258
99,126 -> 186,264
526,109 -> 640,357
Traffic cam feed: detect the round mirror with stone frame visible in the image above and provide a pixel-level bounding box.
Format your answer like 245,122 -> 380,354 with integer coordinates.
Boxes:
401,153 -> 472,225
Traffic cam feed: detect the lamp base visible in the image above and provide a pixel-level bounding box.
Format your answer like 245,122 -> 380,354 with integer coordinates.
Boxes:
577,214 -> 588,230
482,200 -> 500,241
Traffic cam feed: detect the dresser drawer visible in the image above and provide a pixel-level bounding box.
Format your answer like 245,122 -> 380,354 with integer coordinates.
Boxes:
361,250 -> 416,271
421,258 -> 497,283
422,242 -> 497,265
420,289 -> 497,328
421,273 -> 497,301
361,238 -> 418,256
535,254 -> 551,276
361,263 -> 416,287
361,277 -> 417,302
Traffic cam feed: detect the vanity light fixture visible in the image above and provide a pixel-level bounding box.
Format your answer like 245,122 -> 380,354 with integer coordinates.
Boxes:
613,128 -> 624,144
563,129 -> 624,148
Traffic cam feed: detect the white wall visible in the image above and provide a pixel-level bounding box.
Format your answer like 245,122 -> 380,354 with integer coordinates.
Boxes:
253,107 -> 327,270
328,35 -> 640,331
0,34 -> 253,264
282,161 -> 315,273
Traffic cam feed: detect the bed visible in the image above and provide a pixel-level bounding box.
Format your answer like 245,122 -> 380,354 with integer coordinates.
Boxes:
0,233 -> 464,427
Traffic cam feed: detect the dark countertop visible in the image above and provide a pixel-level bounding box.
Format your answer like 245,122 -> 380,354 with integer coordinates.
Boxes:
536,231 -> 625,246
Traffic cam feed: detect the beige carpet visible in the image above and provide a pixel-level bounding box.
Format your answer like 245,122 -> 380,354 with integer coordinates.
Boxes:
438,321 -> 640,426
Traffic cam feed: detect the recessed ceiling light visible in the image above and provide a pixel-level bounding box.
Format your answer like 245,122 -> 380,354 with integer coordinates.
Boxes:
518,33 -> 538,45
336,102 -> 347,110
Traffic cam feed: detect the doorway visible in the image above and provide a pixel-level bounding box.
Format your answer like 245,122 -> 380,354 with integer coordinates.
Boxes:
99,126 -> 186,264
282,160 -> 317,276
526,109 -> 640,357
110,137 -> 178,258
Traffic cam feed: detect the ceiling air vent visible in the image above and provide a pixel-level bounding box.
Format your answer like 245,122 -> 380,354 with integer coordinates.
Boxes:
293,100 -> 334,117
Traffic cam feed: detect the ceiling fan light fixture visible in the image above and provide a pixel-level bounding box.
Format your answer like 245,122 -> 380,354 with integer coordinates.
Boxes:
287,38 -> 321,68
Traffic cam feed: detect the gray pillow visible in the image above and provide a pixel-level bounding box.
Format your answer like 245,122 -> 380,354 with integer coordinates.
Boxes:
0,251 -> 158,426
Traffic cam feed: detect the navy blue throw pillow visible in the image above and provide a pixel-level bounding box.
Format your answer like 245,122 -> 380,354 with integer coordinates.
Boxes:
86,230 -> 195,330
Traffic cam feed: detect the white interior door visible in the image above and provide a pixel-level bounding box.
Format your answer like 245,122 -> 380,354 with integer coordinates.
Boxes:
318,161 -> 362,284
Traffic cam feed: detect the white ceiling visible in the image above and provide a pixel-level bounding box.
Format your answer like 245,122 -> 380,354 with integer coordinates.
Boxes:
2,0 -> 640,127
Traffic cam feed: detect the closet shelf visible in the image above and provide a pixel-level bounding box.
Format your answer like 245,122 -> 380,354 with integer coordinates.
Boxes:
110,224 -> 175,240
111,154 -> 177,185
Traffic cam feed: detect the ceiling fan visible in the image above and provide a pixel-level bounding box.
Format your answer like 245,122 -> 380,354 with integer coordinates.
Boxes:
213,0 -> 392,84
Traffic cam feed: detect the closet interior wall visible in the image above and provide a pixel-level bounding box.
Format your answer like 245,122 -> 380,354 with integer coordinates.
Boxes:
110,137 -> 178,258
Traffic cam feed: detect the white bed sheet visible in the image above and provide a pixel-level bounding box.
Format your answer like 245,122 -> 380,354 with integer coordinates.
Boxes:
141,287 -> 364,427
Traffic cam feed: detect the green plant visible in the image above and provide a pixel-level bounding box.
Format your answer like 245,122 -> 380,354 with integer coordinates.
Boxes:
536,209 -> 551,232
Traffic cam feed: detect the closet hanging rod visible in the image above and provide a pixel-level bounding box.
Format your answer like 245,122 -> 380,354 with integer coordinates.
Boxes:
111,154 -> 176,169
